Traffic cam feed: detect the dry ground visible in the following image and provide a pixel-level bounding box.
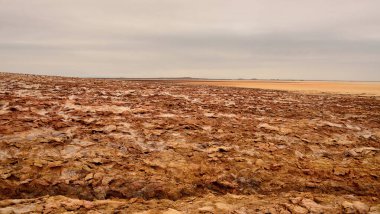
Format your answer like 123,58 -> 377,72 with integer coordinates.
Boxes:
0,73 -> 379,213
183,80 -> 380,96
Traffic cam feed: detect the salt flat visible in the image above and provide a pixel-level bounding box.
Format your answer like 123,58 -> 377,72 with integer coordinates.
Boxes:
183,80 -> 380,96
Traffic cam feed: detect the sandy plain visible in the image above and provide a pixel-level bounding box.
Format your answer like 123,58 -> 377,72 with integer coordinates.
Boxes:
0,73 -> 379,213
183,80 -> 380,96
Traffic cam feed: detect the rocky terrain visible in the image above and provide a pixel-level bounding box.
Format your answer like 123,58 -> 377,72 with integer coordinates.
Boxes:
0,72 -> 379,213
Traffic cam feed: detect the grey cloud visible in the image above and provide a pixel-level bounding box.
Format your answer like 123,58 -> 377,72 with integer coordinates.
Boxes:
0,0 -> 379,80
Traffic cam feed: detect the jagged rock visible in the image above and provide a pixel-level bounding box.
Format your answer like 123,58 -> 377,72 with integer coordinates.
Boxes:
333,167 -> 350,176
84,173 -> 94,181
352,201 -> 369,213
0,204 -> 44,214
290,197 -> 303,204
284,203 -> 308,214
342,201 -> 356,213
301,199 -> 329,213
198,206 -> 214,213
293,205 -> 309,214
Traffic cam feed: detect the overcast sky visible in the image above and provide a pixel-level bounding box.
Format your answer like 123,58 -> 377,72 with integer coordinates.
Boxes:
1,0 -> 379,80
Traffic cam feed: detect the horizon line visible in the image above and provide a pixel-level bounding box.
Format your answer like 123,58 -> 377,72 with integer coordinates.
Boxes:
1,71 -> 380,83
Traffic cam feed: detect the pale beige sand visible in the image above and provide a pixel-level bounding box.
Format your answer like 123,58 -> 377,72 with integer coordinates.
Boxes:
183,80 -> 380,96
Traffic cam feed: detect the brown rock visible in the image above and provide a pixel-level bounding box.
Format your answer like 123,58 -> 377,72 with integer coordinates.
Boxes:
255,159 -> 265,167
162,208 -> 182,214
342,201 -> 355,213
301,199 -> 329,213
352,201 -> 369,214
84,173 -> 94,181
198,206 -> 214,213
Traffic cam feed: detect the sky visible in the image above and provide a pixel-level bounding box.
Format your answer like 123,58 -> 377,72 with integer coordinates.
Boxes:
0,0 -> 379,80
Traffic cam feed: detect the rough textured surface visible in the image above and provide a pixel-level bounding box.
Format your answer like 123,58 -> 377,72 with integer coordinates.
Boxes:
0,72 -> 379,213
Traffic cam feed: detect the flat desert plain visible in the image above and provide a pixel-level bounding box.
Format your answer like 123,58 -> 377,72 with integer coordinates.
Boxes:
0,73 -> 380,213
183,80 -> 380,96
